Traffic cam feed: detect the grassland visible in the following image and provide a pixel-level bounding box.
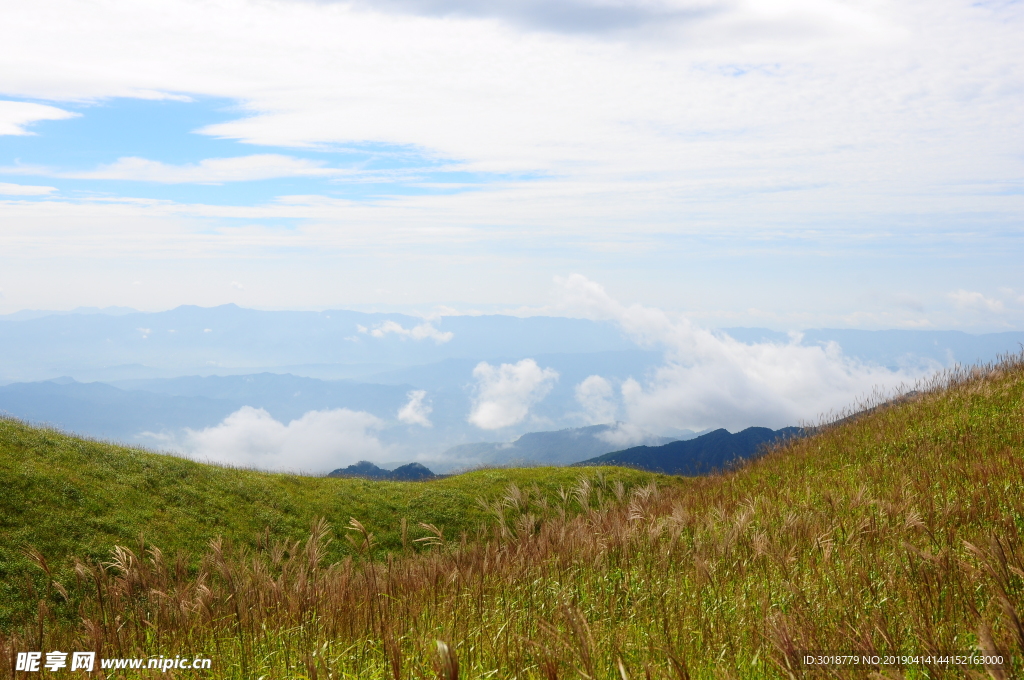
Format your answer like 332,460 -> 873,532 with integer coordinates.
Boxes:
0,420 -> 665,628
2,357 -> 1024,678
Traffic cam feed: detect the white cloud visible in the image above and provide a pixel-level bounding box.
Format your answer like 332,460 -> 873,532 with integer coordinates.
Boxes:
575,374 -> 617,424
0,0 -> 1016,189
397,389 -> 433,426
0,100 -> 77,135
948,289 -> 1005,313
61,155 -> 338,184
595,422 -> 661,448
468,358 -> 559,429
178,406 -> 386,473
0,182 -> 56,195
557,274 -> 926,431
367,320 -> 454,343
0,1 -> 1020,327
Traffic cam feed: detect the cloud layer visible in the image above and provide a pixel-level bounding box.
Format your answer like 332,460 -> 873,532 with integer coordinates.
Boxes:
179,406 -> 385,473
0,0 -> 1020,329
468,358 -> 559,429
559,274 -> 927,431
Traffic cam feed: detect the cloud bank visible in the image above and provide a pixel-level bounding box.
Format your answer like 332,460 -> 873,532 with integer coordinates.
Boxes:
558,274 -> 926,432
179,406 -> 385,473
468,358 -> 559,429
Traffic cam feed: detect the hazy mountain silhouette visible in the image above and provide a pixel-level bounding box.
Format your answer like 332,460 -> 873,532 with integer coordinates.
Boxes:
444,423 -> 687,467
0,378 -> 237,441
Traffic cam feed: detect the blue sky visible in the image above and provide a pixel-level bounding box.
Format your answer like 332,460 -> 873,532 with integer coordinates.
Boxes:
1,96 -> 506,205
0,0 -> 1022,330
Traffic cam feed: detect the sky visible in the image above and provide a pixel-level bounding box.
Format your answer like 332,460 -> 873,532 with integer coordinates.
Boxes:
1,0 -> 1022,330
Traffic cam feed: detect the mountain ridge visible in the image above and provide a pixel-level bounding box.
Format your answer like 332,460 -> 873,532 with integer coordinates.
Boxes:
576,425 -> 803,475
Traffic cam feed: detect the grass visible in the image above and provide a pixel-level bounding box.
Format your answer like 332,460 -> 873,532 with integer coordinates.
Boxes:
2,356 -> 1024,678
0,420 -> 667,628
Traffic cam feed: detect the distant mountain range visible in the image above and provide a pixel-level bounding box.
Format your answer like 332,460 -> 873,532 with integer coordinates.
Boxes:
0,372 -> 673,467
2,305 -> 1023,385
327,461 -> 436,481
577,426 -> 802,475
2,304 -> 1023,475
0,304 -> 636,383
443,423 -> 686,467
0,374 -> 413,444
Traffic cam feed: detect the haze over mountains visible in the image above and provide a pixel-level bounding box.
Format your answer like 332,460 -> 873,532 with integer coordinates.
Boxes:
2,304 -> 1023,474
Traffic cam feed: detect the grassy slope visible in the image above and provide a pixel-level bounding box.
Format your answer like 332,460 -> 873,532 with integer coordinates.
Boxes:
1,359 -> 1022,678
0,417 -> 667,627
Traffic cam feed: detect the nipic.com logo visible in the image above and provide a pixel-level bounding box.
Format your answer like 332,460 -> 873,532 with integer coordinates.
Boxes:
16,652 -> 94,672
15,651 -> 212,672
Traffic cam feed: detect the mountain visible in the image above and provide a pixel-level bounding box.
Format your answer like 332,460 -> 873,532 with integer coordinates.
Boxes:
110,373 -> 418,423
443,423 -> 685,467
0,305 -> 635,383
3,304 -> 1024,385
0,361 -> 673,467
0,376 -> 417,445
327,461 -> 436,481
0,378 -> 238,441
577,425 -> 803,475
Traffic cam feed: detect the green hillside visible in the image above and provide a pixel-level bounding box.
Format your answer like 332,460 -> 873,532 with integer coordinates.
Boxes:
1,356 -> 1023,678
0,418 -> 665,627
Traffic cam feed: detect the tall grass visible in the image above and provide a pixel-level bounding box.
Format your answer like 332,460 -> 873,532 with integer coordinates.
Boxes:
3,357 -> 1024,678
